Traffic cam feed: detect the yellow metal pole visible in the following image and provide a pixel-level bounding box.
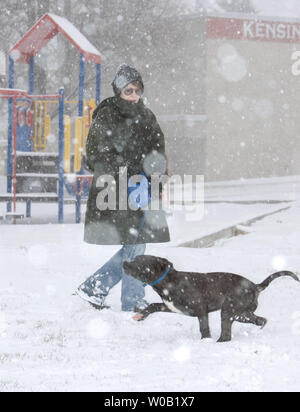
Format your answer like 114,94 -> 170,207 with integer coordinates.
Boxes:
83,100 -> 88,154
42,102 -> 48,150
38,103 -> 43,150
44,114 -> 51,150
74,117 -> 83,173
83,99 -> 96,155
34,101 -> 38,151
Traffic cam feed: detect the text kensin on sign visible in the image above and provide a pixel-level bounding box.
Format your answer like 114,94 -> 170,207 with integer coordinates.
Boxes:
243,21 -> 300,41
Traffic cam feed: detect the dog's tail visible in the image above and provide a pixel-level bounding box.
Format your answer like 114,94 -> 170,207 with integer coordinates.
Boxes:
257,271 -> 299,293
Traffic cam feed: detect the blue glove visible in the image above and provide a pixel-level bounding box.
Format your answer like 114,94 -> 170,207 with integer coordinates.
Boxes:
128,173 -> 151,209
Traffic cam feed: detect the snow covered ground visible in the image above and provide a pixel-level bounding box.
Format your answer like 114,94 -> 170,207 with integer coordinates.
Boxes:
0,177 -> 300,392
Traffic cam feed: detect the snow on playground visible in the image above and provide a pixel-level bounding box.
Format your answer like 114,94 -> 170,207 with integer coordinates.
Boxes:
0,177 -> 300,392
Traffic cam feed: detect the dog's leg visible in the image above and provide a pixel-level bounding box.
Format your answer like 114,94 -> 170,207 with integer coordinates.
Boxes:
198,313 -> 211,339
133,303 -> 172,321
218,310 -> 234,343
235,313 -> 268,329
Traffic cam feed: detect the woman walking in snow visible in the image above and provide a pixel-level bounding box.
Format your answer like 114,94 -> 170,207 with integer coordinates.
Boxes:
76,64 -> 170,312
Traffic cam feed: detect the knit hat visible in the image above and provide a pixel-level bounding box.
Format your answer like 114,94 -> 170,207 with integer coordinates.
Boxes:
112,64 -> 144,96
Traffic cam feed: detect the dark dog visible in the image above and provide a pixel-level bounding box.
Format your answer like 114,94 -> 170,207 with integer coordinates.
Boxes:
123,255 -> 299,342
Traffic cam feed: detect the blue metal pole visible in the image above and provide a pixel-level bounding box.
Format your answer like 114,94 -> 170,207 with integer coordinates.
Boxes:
29,57 -> 35,95
58,88 -> 65,224
8,56 -> 14,89
26,200 -> 31,218
25,57 -> 35,214
78,54 -> 85,117
96,63 -> 101,105
75,179 -> 81,224
7,56 -> 15,212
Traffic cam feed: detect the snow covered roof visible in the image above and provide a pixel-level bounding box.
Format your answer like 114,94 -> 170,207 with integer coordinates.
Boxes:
8,13 -> 102,64
0,88 -> 28,98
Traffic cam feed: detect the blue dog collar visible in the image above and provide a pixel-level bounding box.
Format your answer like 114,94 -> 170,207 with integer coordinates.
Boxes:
143,266 -> 172,288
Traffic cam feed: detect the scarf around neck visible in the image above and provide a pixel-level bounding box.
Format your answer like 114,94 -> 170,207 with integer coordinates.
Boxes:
113,96 -> 145,119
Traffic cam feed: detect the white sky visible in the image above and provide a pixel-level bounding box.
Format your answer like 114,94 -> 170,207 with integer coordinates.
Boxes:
253,0 -> 300,18
182,0 -> 300,18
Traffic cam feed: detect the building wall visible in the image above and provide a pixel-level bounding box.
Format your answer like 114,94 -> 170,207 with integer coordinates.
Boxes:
128,14 -> 300,182
205,37 -> 300,181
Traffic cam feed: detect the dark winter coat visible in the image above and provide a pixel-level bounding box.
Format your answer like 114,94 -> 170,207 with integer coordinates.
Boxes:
84,96 -> 171,245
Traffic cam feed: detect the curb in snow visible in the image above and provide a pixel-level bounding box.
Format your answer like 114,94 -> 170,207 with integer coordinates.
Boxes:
179,205 -> 292,249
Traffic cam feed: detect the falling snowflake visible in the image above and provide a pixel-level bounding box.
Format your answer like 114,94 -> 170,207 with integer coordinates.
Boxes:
0,312 -> 7,336
172,344 -> 191,363
87,318 -> 111,340
271,256 -> 287,271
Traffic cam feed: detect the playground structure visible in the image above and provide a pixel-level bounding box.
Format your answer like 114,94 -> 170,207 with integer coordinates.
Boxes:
0,13 -> 102,223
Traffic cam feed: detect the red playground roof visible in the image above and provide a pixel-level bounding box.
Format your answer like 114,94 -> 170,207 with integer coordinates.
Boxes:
9,13 -> 102,64
0,88 -> 29,98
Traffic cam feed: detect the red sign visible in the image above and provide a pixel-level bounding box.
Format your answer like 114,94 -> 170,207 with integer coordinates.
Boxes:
18,108 -> 25,127
207,17 -> 300,43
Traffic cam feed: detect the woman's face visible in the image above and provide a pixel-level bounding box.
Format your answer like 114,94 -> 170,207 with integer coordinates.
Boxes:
120,82 -> 143,104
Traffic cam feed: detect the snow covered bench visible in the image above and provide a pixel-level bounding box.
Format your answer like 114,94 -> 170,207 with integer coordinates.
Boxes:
0,193 -> 59,220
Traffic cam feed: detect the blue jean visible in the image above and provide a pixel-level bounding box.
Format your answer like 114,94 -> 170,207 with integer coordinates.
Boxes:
78,244 -> 147,311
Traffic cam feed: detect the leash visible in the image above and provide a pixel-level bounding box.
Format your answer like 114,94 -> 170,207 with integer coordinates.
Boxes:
132,212 -> 146,246
128,174 -> 148,250
128,212 -> 172,288
144,265 -> 172,288
127,211 -> 146,263
128,176 -> 171,288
